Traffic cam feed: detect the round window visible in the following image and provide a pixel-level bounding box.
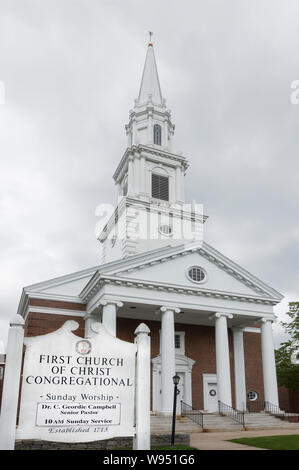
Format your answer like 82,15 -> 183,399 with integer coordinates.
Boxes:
187,266 -> 206,283
247,391 -> 259,401
159,224 -> 173,236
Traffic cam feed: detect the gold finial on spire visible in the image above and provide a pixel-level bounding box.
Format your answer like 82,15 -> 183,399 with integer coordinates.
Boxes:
148,31 -> 153,46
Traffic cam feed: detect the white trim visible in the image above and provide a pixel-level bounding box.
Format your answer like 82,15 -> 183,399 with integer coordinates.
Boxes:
86,287 -> 276,320
174,332 -> 185,355
81,240 -> 283,303
152,353 -> 195,412
243,327 -> 261,333
83,274 -> 279,307
25,292 -> 84,303
25,306 -> 85,318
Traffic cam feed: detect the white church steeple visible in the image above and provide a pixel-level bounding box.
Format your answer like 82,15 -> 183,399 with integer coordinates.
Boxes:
98,41 -> 206,263
138,41 -> 163,105
125,41 -> 175,151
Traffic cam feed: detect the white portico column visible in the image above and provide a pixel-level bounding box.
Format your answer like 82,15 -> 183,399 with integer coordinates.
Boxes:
160,306 -> 180,413
232,328 -> 247,411
100,300 -> 123,337
213,312 -> 233,407
261,318 -> 279,408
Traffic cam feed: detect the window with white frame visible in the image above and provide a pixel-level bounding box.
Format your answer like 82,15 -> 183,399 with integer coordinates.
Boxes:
174,332 -> 185,354
159,331 -> 185,355
187,266 -> 206,283
247,390 -> 259,401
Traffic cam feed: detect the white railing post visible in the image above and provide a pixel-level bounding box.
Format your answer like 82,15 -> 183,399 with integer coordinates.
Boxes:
0,314 -> 25,450
133,323 -> 151,450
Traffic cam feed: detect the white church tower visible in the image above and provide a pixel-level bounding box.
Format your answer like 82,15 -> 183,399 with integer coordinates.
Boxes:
98,40 -> 207,263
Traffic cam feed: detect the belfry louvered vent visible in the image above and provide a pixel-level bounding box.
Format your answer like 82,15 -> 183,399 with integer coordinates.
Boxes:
151,173 -> 169,201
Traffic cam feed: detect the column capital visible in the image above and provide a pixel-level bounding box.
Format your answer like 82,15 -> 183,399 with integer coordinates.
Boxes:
209,312 -> 233,321
232,326 -> 244,333
160,306 -> 181,314
100,300 -> 124,309
261,317 -> 276,324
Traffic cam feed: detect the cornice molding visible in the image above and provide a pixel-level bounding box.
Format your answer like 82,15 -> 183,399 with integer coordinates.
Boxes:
81,274 -> 279,307
80,240 -> 283,305
113,144 -> 189,182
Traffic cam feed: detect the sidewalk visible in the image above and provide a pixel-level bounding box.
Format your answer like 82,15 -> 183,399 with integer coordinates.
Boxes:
190,428 -> 299,450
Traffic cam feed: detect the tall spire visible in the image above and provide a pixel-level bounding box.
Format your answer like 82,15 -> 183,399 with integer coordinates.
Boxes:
137,41 -> 163,105
125,38 -> 175,150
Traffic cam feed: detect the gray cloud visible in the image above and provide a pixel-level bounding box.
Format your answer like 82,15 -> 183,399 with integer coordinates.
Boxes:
0,0 -> 298,349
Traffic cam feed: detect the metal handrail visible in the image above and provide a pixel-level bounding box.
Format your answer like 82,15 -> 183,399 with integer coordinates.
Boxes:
264,401 -> 299,422
264,401 -> 284,416
181,400 -> 204,428
218,400 -> 245,428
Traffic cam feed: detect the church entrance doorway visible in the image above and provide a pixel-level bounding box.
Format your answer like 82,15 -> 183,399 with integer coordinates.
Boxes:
203,373 -> 218,412
152,354 -> 195,413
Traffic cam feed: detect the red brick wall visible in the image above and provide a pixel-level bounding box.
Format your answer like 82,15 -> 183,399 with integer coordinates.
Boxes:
243,331 -> 265,406
25,300 -> 85,339
278,386 -> 291,410
25,312 -> 85,338
278,387 -> 299,411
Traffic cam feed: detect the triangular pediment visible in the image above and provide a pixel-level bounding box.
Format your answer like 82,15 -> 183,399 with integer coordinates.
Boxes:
88,241 -> 283,302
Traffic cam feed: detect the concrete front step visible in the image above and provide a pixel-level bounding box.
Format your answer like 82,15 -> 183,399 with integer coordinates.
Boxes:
151,415 -> 202,434
244,413 -> 299,429
151,412 -> 299,434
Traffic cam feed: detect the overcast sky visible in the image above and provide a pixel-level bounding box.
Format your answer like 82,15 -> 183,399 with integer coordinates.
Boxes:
0,0 -> 298,351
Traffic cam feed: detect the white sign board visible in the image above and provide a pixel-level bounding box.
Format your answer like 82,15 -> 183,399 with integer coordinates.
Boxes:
16,321 -> 137,442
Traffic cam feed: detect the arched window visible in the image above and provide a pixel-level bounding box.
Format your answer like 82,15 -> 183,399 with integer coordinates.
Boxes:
153,124 -> 162,145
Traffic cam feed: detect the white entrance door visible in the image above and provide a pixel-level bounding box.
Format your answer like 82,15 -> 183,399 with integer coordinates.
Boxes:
203,374 -> 218,412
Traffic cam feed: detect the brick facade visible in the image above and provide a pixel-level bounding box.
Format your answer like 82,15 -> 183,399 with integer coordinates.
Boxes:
1,306 -> 298,414
24,299 -> 85,337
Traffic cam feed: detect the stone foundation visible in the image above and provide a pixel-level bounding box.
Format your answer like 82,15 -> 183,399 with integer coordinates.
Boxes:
15,434 -> 190,450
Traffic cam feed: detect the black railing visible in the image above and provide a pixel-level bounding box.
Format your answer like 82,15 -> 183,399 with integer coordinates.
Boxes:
218,400 -> 245,428
265,401 -> 299,423
181,400 -> 204,428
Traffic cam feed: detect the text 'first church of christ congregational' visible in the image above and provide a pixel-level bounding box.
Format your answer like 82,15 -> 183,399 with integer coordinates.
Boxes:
16,40 -> 284,415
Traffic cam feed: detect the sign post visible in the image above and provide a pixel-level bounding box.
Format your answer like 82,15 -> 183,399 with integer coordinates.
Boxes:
0,314 -> 25,450
133,323 -> 150,450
